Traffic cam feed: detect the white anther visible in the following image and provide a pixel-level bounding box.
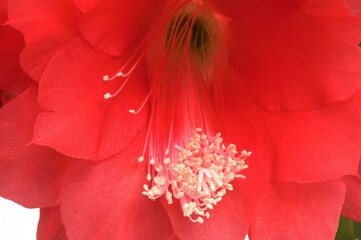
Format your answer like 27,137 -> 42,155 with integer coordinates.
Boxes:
153,187 -> 161,195
164,158 -> 171,164
166,191 -> 173,204
240,165 -> 248,170
104,93 -> 111,99
241,150 -> 248,157
116,72 -> 124,77
176,192 -> 184,199
138,156 -> 144,163
150,159 -> 155,165
194,208 -> 204,216
217,191 -> 224,197
147,173 -> 152,181
129,109 -> 135,114
103,75 -> 109,81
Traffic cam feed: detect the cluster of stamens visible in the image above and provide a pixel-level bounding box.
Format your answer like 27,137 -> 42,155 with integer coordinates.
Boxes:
141,128 -> 251,223
100,0 -> 249,224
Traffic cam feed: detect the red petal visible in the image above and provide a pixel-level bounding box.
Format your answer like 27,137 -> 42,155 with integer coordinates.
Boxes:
74,0 -> 101,12
7,0 -> 82,82
224,66 -> 361,182
33,36 -> 148,161
227,1 -> 361,111
205,0 -> 271,18
0,0 -> 7,23
0,25 -> 31,94
79,0 -> 164,56
1,90 -> 12,106
342,176 -> 361,222
347,0 -> 361,15
356,89 -> 361,110
37,206 -> 68,240
168,234 -> 180,240
61,130 -> 174,240
224,102 -> 267,182
0,85 -> 71,208
268,98 -> 361,182
249,179 -> 346,240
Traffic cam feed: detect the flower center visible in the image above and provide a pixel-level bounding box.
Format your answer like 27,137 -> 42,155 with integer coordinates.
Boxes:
102,0 -> 251,224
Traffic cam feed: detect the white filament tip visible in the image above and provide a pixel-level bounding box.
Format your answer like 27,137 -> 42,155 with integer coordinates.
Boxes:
129,109 -> 136,114
116,72 -> 124,77
103,75 -> 109,81
104,93 -> 112,99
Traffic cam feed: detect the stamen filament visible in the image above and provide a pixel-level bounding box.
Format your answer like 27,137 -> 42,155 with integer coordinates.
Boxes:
129,87 -> 154,114
164,7 -> 205,154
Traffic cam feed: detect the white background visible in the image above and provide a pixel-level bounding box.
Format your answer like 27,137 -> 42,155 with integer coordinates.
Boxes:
0,197 -> 39,240
0,196 -> 250,240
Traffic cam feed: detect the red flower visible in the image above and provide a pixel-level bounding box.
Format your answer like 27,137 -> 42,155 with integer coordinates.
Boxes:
1,0 -> 361,239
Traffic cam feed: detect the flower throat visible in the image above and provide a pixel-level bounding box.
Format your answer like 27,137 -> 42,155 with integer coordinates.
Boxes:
102,1 -> 251,224
165,11 -> 211,65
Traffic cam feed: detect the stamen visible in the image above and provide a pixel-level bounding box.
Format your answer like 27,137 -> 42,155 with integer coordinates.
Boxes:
103,93 -> 112,100
128,87 -> 154,114
103,75 -> 131,99
142,129 -> 251,223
